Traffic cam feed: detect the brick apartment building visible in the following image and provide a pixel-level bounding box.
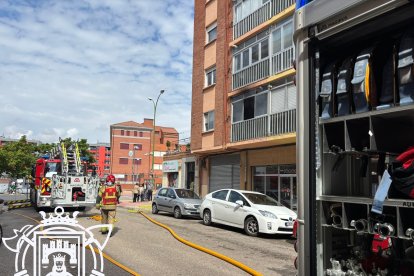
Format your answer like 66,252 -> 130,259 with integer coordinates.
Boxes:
110,119 -> 178,189
88,143 -> 111,178
191,0 -> 297,210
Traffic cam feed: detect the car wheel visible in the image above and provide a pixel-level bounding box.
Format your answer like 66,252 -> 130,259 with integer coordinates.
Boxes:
174,207 -> 182,219
152,203 -> 159,214
203,209 -> 212,226
244,217 -> 259,237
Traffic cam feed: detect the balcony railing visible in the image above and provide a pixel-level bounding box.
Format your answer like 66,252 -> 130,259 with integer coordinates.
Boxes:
231,109 -> 296,143
232,59 -> 269,90
233,0 -> 295,39
271,46 -> 294,75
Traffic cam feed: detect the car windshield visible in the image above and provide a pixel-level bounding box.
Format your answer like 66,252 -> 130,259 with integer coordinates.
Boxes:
242,193 -> 280,206
175,189 -> 200,199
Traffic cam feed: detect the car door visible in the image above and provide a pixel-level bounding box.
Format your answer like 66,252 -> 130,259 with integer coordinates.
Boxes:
210,190 -> 229,222
155,188 -> 168,211
225,191 -> 250,227
166,188 -> 177,213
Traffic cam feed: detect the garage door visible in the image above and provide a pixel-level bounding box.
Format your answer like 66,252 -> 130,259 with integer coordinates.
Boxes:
209,154 -> 240,192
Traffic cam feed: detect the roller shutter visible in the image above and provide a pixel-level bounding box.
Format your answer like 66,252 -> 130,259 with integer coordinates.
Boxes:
209,154 -> 240,192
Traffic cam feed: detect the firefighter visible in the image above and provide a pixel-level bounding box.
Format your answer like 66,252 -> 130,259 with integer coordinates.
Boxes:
96,174 -> 121,235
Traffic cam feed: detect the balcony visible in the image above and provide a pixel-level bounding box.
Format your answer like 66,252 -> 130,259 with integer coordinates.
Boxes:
231,109 -> 296,142
271,46 -> 294,75
232,59 -> 270,90
232,46 -> 294,90
233,0 -> 295,40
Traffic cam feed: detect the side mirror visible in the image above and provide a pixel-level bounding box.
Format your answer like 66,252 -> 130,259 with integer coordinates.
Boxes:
235,200 -> 244,206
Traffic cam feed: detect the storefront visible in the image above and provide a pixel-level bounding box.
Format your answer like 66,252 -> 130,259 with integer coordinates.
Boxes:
163,160 -> 179,187
252,164 -> 297,211
209,154 -> 240,192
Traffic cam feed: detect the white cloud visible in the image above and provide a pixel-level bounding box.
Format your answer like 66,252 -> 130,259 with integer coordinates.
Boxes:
0,0 -> 194,144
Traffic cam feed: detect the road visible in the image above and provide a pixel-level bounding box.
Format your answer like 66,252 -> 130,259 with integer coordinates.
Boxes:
0,195 -> 297,275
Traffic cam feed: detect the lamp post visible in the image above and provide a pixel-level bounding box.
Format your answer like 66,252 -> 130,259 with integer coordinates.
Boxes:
148,89 -> 165,188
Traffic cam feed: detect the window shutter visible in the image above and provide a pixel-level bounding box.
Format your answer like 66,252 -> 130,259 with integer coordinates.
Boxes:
271,87 -> 286,113
287,84 -> 296,110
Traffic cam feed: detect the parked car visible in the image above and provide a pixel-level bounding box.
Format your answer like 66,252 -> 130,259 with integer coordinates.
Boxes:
152,187 -> 202,219
200,189 -> 297,236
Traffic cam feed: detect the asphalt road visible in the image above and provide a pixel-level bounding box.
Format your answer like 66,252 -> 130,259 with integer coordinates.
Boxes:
0,194 -> 297,276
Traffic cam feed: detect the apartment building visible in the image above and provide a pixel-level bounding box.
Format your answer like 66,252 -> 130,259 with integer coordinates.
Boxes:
110,119 -> 179,189
88,143 -> 111,177
191,0 -> 296,210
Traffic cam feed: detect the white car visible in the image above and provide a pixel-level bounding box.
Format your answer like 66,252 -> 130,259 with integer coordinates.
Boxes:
200,189 -> 297,236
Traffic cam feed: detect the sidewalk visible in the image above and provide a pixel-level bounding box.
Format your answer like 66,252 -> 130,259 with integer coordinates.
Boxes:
117,190 -> 152,212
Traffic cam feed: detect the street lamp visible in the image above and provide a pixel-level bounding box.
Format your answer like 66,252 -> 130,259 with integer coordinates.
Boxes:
148,89 -> 165,187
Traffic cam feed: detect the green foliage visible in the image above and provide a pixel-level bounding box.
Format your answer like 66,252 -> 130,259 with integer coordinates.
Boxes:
59,138 -> 95,164
166,140 -> 171,149
0,136 -> 37,178
35,143 -> 55,155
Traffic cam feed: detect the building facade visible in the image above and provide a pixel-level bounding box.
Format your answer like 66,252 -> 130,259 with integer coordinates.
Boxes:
162,149 -> 198,193
110,119 -> 179,189
191,0 -> 297,210
88,143 -> 111,178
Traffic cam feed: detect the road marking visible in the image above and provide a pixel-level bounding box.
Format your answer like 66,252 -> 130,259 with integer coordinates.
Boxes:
9,211 -> 140,276
139,212 -> 263,276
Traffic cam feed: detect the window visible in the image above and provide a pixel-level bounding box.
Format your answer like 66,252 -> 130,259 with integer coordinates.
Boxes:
272,21 -> 293,55
134,131 -> 137,137
119,158 -> 128,165
167,189 -> 176,198
120,143 -> 129,150
126,130 -> 130,136
203,111 -> 215,131
133,159 -> 141,165
205,67 -> 216,87
133,144 -> 142,150
228,191 -> 249,206
206,23 -> 217,43
104,166 -> 110,170
121,130 -> 124,135
234,0 -> 268,23
139,132 -> 143,137
212,190 -> 229,200
233,36 -> 269,72
158,188 -> 168,197
271,83 -> 296,113
232,91 -> 268,122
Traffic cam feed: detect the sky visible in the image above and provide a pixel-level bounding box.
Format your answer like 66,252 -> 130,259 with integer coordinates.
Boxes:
0,0 -> 194,144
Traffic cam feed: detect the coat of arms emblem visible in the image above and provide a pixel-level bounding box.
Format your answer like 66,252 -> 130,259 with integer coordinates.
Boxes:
2,207 -> 112,276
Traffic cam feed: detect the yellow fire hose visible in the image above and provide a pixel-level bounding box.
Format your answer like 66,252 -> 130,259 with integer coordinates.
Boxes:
139,211 -> 263,276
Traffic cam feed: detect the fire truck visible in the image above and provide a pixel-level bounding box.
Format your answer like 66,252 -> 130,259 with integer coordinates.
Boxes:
294,0 -> 414,275
30,139 -> 99,210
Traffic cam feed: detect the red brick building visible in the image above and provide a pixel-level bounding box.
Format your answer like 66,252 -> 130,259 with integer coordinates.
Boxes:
110,119 -> 179,189
88,143 -> 111,177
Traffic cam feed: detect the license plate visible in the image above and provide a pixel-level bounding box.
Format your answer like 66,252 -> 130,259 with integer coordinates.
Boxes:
285,221 -> 293,227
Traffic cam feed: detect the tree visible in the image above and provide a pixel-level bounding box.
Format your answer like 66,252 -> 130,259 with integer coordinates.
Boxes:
0,136 -> 37,178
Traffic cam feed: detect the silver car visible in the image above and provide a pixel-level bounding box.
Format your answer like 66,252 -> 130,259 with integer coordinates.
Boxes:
152,188 -> 202,219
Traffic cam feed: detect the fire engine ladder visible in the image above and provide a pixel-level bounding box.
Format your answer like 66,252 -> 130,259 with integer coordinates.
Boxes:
59,139 -> 81,175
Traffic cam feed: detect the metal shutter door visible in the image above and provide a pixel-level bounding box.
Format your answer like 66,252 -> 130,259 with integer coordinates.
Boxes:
209,154 -> 240,192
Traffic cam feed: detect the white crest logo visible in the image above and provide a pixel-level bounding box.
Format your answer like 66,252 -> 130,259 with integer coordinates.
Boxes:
2,207 -> 112,276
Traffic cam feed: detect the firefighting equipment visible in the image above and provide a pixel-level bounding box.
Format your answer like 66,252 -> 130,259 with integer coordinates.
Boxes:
319,62 -> 336,118
106,174 -> 116,184
389,146 -> 414,199
351,48 -> 377,113
398,30 -> 414,104
101,186 -> 118,206
41,178 -> 52,195
336,57 -> 354,116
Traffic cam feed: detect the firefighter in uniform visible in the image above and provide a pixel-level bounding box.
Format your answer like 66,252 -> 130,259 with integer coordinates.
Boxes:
96,174 -> 121,234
